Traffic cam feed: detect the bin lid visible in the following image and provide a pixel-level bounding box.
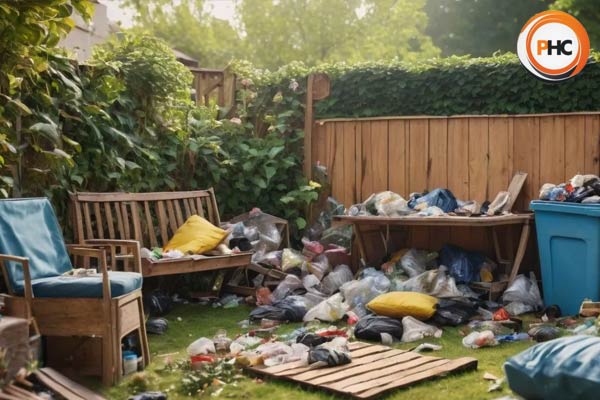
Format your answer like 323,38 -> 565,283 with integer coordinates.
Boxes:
530,200 -> 600,217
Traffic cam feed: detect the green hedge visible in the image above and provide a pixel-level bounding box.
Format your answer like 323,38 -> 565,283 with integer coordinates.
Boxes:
310,53 -> 600,118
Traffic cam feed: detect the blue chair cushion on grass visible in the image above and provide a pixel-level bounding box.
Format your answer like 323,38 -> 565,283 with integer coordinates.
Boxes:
14,271 -> 143,298
0,198 -> 72,292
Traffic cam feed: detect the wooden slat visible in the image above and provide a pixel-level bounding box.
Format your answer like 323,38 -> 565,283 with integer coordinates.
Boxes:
370,121 -> 389,195
93,203 -> 103,238
82,203 -> 93,240
208,188 -> 221,225
343,121 -> 357,205
408,119 -> 429,249
388,120 -> 407,197
144,201 -> 158,248
121,202 -> 131,239
305,351 -> 419,385
428,118 -> 449,249
331,122 -> 345,204
359,121 -> 372,200
73,201 -> 85,243
278,345 -> 391,377
326,356 -> 442,391
293,350 -> 406,382
585,115 -> 600,175
74,191 -> 211,202
104,203 -> 115,239
196,198 -> 205,218
354,357 -> 477,399
114,202 -> 125,240
39,368 -> 106,400
183,198 -> 192,218
156,201 -> 169,244
564,115 -> 585,178
513,117 -> 540,210
166,200 -> 178,234
488,117 -> 511,199
540,115 -> 565,186
174,199 -> 184,227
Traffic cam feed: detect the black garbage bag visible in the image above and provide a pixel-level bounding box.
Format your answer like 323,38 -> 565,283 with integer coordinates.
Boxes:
431,299 -> 479,326
146,317 -> 169,335
354,315 -> 403,341
143,290 -> 172,316
129,392 -> 167,400
249,305 -> 287,321
249,296 -> 307,322
439,244 -> 486,284
297,333 -> 332,348
308,346 -> 352,367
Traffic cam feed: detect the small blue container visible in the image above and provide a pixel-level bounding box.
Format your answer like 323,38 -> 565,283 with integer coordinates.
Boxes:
530,201 -> 600,315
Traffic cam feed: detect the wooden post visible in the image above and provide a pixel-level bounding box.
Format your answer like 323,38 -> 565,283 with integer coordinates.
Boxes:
303,74 -> 315,179
303,73 -> 331,179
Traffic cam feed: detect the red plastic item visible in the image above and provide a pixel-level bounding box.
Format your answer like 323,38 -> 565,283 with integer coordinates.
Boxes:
190,355 -> 215,363
317,329 -> 348,338
493,308 -> 510,321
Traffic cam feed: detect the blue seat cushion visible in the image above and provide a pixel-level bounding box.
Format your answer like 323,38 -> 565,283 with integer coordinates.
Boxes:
15,271 -> 143,298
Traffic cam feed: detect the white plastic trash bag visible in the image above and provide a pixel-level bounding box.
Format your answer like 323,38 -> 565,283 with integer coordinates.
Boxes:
303,293 -> 348,322
401,316 -> 443,343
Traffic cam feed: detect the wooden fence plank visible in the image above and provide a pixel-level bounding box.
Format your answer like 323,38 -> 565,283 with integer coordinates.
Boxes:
564,115 -> 585,178
408,119 -> 429,249
343,122 -> 357,205
388,120 -> 407,197
428,118 -> 449,249
585,115 -> 600,175
370,121 -> 389,195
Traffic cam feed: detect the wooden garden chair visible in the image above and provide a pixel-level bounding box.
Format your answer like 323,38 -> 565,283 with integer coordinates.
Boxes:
0,198 -> 149,385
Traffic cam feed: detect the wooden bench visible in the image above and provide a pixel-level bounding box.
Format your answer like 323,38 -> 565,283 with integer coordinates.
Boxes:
69,190 -> 253,278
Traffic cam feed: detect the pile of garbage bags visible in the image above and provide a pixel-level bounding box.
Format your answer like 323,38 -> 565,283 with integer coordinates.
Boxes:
539,174 -> 600,203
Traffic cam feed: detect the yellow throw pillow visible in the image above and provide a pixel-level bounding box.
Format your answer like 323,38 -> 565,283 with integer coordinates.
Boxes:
163,215 -> 227,254
367,291 -> 438,320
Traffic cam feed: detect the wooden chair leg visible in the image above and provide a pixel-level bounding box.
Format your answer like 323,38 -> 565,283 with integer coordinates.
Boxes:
137,296 -> 150,366
102,324 -> 115,386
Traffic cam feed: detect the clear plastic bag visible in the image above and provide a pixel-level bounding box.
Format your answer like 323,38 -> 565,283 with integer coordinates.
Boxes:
307,254 -> 331,280
303,293 -> 347,322
281,249 -> 306,272
401,249 -> 438,277
363,191 -> 412,217
243,210 -> 282,263
397,266 -> 462,298
320,225 -> 353,250
321,264 -> 354,295
187,337 -> 216,356
502,273 -> 543,309
341,269 -> 390,310
271,275 -> 303,303
462,330 -> 498,349
401,316 -> 443,343
302,274 -> 321,291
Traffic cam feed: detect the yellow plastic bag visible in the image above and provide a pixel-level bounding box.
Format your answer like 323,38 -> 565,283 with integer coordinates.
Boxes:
367,291 -> 438,320
163,215 -> 227,254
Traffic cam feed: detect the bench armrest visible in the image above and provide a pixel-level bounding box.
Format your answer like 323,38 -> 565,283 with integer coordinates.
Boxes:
82,239 -> 142,274
66,245 -> 111,299
0,254 -> 33,303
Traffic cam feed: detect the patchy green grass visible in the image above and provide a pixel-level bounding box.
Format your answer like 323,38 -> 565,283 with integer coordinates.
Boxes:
104,304 -> 535,400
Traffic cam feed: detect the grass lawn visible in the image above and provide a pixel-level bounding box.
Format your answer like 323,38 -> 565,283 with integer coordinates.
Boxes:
105,304 -> 535,400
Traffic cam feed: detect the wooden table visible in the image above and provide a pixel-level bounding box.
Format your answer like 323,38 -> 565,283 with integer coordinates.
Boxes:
335,213 -> 534,298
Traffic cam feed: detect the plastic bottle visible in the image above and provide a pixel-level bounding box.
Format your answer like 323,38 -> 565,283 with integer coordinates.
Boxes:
123,353 -> 138,375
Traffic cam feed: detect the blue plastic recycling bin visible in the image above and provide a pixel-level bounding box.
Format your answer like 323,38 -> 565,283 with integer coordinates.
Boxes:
530,201 -> 600,315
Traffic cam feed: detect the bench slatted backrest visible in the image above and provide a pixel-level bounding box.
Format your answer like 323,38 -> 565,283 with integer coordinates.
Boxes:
70,190 -> 221,248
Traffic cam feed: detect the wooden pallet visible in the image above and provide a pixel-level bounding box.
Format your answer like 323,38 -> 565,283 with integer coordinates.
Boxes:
245,342 -> 478,399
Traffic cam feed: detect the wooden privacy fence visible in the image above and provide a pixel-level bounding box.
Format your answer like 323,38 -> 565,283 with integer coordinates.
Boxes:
303,75 -> 600,259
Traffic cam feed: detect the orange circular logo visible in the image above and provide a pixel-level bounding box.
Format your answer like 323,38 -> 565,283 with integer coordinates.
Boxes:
517,10 -> 589,82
